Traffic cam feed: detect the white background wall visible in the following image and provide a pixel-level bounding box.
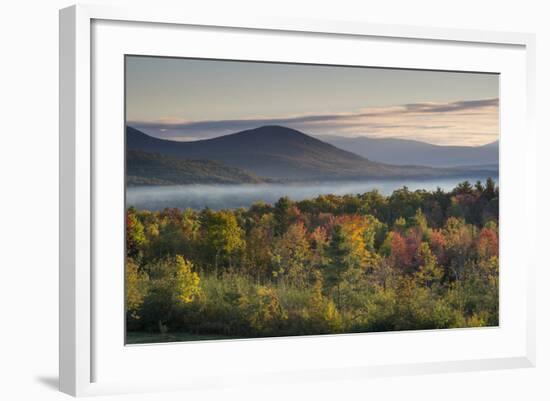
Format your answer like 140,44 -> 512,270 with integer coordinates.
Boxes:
0,0 -> 548,399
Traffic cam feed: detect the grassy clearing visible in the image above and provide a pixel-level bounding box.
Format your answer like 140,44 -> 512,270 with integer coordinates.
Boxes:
126,331 -> 236,344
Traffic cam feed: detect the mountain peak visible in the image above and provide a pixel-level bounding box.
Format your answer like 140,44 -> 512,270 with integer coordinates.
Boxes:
232,125 -> 311,139
250,125 -> 296,132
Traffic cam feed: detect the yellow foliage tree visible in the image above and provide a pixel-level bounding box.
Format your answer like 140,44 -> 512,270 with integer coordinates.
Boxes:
125,257 -> 148,319
245,286 -> 288,334
175,255 -> 201,304
309,273 -> 342,333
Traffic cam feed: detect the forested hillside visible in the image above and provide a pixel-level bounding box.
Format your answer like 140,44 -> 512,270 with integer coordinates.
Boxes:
127,150 -> 266,185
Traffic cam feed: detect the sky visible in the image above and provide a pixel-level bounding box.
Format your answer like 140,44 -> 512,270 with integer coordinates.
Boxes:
126,56 -> 499,146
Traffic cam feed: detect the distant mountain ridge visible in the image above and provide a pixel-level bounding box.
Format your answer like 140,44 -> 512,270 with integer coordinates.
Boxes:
127,125 -> 497,183
318,135 -> 498,168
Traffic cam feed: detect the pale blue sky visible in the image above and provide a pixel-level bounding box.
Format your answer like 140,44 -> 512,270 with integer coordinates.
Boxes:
126,56 -> 499,146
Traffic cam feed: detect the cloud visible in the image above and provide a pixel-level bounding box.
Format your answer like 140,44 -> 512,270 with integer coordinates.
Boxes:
403,98 -> 498,113
128,98 -> 499,146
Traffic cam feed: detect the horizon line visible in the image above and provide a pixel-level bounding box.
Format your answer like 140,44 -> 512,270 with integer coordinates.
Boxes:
127,124 -> 498,149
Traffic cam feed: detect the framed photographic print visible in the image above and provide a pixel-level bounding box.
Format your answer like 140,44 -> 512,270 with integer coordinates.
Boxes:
60,4 -> 536,397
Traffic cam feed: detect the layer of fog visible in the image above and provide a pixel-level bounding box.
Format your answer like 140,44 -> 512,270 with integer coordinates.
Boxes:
126,176 -> 498,211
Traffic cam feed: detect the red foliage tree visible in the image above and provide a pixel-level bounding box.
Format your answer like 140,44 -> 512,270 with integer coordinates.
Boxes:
390,232 -> 411,270
477,227 -> 499,259
428,230 -> 447,265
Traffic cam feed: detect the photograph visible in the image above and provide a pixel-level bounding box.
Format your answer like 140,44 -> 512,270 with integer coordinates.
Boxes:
124,56 -> 499,345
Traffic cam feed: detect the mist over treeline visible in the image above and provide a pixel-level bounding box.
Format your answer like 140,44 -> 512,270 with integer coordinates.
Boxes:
126,175 -> 499,211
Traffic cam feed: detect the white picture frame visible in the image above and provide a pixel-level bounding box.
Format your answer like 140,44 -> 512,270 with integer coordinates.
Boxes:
59,4 -> 536,397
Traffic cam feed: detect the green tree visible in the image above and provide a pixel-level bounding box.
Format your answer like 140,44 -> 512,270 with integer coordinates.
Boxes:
388,187 -> 424,223
454,180 -> 474,195
415,242 -> 444,288
323,222 -> 366,308
273,196 -> 293,236
484,177 -> 497,200
359,190 -> 389,222
201,209 -> 245,271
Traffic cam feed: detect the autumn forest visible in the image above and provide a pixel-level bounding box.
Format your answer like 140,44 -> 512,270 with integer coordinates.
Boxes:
126,178 -> 499,343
